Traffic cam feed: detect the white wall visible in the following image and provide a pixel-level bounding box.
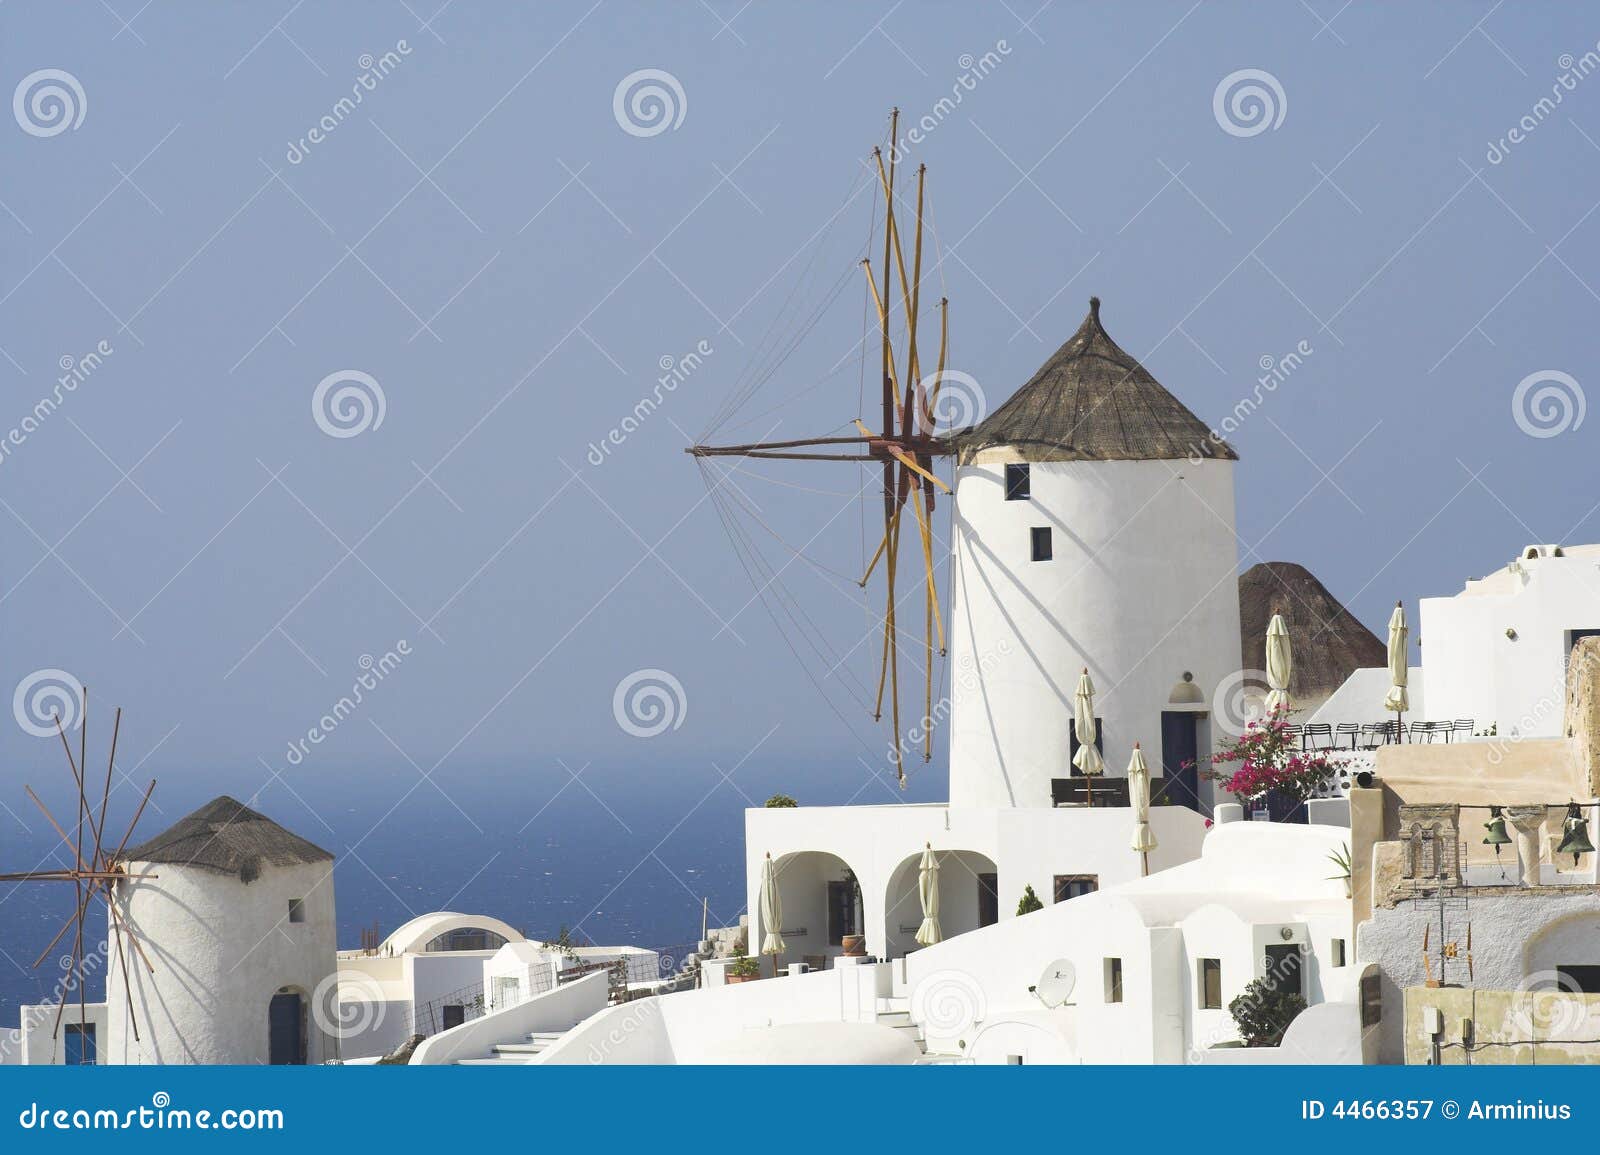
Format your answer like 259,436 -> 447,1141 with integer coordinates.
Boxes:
745,802 -> 1211,960
3,1002 -> 109,1066
1308,667 -> 1424,729
538,963 -> 889,1065
104,858 -> 337,1065
1420,546 -> 1600,737
948,457 -> 1242,810
409,970 -> 609,1065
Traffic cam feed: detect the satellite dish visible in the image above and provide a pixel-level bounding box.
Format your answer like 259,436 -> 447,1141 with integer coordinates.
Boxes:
1033,958 -> 1077,1007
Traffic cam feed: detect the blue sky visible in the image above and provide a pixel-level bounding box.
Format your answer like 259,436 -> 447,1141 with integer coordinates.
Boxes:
1,1 -> 1597,833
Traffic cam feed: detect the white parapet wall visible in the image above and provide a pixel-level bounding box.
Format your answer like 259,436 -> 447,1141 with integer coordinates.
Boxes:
409,971 -> 610,1065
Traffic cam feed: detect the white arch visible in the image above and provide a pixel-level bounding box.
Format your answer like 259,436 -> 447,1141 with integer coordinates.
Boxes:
376,912 -> 525,956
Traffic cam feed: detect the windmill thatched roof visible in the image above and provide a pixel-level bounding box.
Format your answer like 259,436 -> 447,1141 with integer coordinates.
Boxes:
956,297 -> 1234,464
121,795 -> 333,882
1239,562 -> 1385,703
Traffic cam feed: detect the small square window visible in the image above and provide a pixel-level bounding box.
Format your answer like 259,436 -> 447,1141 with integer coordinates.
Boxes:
1331,938 -> 1347,967
288,899 -> 306,924
1005,463 -> 1031,501
1199,958 -> 1222,1009
1030,526 -> 1052,562
1104,957 -> 1123,1003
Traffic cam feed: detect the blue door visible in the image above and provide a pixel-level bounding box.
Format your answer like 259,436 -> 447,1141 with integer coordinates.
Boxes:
268,991 -> 304,1065
1159,711 -> 1203,814
63,1023 -> 95,1066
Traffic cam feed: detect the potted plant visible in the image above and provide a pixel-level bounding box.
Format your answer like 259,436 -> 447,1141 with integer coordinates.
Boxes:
1016,884 -> 1044,915
726,953 -> 761,984
1195,704 -> 1336,822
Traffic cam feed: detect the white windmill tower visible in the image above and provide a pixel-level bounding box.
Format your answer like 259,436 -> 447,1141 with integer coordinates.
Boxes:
946,298 -> 1244,811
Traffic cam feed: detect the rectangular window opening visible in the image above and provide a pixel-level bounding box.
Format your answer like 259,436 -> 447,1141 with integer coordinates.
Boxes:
1105,957 -> 1123,1004
1199,958 -> 1222,1010
1005,463 -> 1031,501
1331,938 -> 1347,968
287,898 -> 306,924
1053,874 -> 1098,903
1030,526 -> 1052,562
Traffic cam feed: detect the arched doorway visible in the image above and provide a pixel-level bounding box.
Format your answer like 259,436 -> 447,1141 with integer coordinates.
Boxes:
762,851 -> 866,968
883,849 -> 999,958
268,988 -> 307,1065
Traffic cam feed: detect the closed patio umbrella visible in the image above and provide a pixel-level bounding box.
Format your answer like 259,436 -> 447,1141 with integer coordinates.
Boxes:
1071,668 -> 1104,804
1128,743 -> 1158,876
1265,613 -> 1293,715
1384,601 -> 1409,740
760,853 -> 785,976
914,843 -> 942,946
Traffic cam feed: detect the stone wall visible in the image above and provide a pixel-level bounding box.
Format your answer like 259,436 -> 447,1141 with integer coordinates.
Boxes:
1565,636 -> 1600,797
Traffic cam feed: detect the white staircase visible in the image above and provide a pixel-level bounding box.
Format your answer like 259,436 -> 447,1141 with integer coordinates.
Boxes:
453,1030 -> 567,1066
876,994 -> 971,1063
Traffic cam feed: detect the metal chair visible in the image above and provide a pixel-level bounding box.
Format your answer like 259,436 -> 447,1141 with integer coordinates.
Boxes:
1302,722 -> 1333,750
1336,722 -> 1362,749
1453,719 -> 1474,741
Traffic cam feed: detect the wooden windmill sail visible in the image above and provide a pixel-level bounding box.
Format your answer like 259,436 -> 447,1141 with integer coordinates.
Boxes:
2,688 -> 157,1056
689,109 -> 955,788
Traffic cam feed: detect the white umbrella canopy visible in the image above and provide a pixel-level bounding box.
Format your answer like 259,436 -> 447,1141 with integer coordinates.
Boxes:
760,853 -> 785,957
914,843 -> 942,946
1384,601 -> 1409,715
1265,613 -> 1293,715
1128,744 -> 1158,865
1071,669 -> 1104,776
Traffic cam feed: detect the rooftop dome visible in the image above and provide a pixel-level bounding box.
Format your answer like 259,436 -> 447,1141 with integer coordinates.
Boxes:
957,297 -> 1234,464
121,795 -> 333,883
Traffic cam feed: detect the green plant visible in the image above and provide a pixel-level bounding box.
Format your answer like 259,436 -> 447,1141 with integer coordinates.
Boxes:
728,952 -> 760,978
764,793 -> 798,808
1198,704 -> 1336,809
1327,843 -> 1352,884
1016,884 -> 1043,916
547,925 -> 579,960
1228,977 -> 1307,1047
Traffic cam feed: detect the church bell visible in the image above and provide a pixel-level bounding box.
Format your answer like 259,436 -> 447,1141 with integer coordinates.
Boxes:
1482,806 -> 1511,852
1556,802 -> 1595,865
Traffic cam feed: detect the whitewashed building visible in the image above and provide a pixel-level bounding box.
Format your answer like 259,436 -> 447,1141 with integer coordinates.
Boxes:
747,301 -> 1239,962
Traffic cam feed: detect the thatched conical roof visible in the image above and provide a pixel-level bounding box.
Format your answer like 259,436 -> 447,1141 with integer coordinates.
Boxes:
121,795 -> 333,882
1239,562 -> 1385,703
957,298 -> 1234,464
